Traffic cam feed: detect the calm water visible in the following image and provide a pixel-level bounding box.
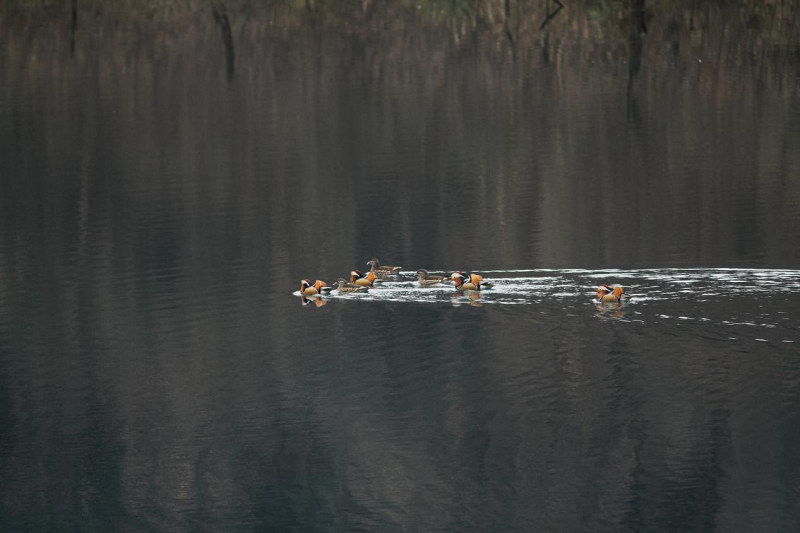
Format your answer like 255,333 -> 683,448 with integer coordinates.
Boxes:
2,2 -> 800,531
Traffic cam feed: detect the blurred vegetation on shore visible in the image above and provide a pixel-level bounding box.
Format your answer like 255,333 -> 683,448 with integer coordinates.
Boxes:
2,0 -> 799,49
3,0 -> 798,99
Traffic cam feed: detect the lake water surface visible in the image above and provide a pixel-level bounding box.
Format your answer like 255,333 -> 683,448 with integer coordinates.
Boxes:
1,2 -> 800,531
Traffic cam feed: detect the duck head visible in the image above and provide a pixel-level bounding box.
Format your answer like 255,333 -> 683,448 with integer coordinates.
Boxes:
450,271 -> 466,288
350,270 -> 364,283
416,268 -> 429,280
596,284 -> 612,299
366,258 -> 380,268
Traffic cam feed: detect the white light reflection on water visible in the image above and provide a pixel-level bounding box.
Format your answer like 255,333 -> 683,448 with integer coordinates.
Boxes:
296,268 -> 800,343
297,268 -> 800,303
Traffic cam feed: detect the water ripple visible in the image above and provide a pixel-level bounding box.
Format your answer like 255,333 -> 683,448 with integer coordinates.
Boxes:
295,269 -> 800,345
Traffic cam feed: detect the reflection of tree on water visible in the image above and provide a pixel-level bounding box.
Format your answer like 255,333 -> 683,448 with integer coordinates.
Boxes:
629,0 -> 647,77
539,0 -> 566,64
212,2 -> 235,81
539,0 -> 565,31
4,0 -> 800,274
70,0 -> 78,54
627,0 -> 647,123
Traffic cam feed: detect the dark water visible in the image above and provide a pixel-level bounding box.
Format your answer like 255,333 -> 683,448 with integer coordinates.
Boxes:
2,2 -> 800,531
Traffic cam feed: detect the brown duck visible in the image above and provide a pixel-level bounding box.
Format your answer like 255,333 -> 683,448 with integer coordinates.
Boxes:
334,278 -> 369,293
416,269 -> 449,286
366,258 -> 403,276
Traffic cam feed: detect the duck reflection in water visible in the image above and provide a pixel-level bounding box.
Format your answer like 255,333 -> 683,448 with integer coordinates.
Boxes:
594,301 -> 626,320
451,291 -> 483,307
299,295 -> 328,308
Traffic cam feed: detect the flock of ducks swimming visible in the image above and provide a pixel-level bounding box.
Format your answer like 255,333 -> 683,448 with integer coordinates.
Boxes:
299,257 -> 627,303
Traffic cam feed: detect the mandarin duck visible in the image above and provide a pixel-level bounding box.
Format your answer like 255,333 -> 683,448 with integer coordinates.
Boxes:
300,279 -> 331,296
451,271 -> 494,290
596,284 -> 626,303
350,270 -> 379,287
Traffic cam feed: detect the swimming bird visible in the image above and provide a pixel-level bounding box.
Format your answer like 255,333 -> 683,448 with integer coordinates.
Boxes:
334,278 -> 369,293
416,269 -> 449,286
451,271 -> 494,290
350,270 -> 378,287
366,258 -> 403,276
596,284 -> 626,303
300,279 -> 331,296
